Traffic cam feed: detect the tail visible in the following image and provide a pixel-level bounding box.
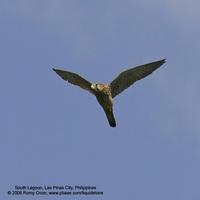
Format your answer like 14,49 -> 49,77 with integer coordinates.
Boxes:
105,110 -> 116,127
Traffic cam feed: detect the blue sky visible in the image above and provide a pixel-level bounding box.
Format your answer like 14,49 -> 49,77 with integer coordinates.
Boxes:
0,0 -> 200,199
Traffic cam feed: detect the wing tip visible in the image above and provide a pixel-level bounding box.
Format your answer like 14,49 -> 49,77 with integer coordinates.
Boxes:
52,68 -> 59,72
52,68 -> 63,76
160,58 -> 166,64
155,58 -> 166,67
52,68 -> 65,79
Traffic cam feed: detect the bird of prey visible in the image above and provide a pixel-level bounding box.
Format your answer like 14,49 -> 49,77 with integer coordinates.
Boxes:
53,59 -> 166,127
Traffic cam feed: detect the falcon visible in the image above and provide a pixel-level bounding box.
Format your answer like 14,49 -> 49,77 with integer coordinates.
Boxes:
53,59 -> 166,127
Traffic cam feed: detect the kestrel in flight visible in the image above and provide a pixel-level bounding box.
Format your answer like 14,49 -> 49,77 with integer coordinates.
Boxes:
53,59 -> 166,127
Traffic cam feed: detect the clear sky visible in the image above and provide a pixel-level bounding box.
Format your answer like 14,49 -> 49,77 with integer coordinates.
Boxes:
0,0 -> 200,199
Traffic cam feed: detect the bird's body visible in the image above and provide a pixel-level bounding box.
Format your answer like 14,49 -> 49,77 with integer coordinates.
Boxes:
91,83 -> 116,127
53,59 -> 166,127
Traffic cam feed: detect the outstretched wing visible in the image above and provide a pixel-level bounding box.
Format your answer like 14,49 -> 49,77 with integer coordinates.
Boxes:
53,68 -> 95,95
110,59 -> 166,98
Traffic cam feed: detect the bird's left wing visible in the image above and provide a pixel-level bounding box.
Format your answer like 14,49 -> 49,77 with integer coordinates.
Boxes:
110,59 -> 166,98
53,68 -> 95,95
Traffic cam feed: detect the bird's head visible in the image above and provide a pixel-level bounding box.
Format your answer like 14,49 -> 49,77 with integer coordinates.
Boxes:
91,83 -> 104,92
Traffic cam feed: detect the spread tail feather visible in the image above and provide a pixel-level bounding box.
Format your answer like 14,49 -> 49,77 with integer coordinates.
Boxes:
105,110 -> 116,127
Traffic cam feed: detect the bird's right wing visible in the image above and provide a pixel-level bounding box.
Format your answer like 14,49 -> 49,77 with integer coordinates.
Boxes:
53,68 -> 95,95
110,59 -> 166,98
